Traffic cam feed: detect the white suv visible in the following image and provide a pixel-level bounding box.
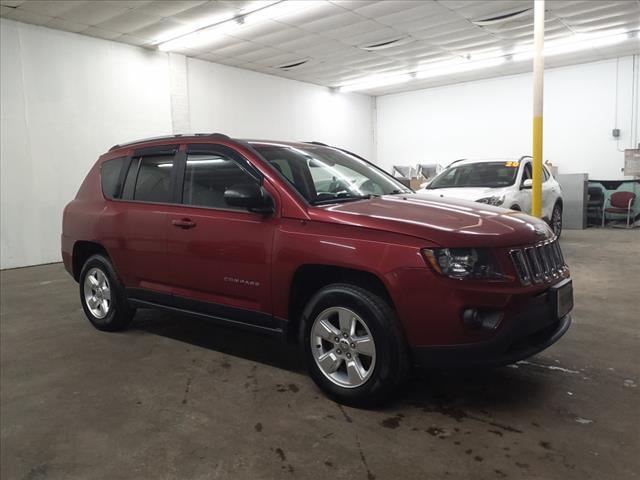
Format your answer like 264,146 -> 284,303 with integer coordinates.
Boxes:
417,157 -> 564,236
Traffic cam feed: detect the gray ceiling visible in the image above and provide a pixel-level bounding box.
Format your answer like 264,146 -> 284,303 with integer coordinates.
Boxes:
1,0 -> 639,95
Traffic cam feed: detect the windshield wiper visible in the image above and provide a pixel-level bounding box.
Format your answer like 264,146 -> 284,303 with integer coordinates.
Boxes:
388,189 -> 410,195
311,194 -> 375,206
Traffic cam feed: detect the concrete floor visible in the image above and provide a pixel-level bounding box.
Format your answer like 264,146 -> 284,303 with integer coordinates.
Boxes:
1,229 -> 638,480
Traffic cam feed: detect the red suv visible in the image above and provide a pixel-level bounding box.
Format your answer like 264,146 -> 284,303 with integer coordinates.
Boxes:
62,134 -> 573,405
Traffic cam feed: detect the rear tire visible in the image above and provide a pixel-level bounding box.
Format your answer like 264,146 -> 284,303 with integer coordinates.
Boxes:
301,283 -> 410,407
79,254 -> 135,332
550,203 -> 563,238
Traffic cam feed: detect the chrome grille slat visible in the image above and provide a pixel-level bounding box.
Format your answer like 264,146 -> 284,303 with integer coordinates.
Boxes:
510,237 -> 566,285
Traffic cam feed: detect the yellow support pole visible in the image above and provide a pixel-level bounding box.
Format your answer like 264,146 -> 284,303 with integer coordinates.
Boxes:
531,0 -> 545,218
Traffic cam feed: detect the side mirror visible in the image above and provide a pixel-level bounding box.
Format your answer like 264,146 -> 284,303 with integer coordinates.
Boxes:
224,183 -> 274,214
521,178 -> 533,189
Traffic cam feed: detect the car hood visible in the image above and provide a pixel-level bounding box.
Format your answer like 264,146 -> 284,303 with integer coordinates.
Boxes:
418,187 -> 505,201
312,193 -> 552,247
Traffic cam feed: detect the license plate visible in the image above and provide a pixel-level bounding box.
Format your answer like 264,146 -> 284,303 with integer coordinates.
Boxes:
552,279 -> 574,319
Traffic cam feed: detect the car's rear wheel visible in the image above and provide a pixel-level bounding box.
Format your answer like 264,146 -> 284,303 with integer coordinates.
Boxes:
551,203 -> 563,237
79,254 -> 135,331
302,283 -> 409,406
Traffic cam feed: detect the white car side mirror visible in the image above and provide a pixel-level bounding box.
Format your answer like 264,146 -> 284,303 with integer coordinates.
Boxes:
522,178 -> 533,189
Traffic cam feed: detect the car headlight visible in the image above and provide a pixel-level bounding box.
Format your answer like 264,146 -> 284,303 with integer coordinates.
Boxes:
421,248 -> 505,280
476,195 -> 504,206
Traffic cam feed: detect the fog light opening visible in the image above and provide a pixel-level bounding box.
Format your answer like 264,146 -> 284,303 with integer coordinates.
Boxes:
462,308 -> 503,330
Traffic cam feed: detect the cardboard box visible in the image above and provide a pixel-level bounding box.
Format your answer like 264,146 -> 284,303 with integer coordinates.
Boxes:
409,177 -> 425,190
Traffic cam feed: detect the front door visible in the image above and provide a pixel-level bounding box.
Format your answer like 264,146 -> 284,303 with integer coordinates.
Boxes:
166,145 -> 277,328
517,161 -> 533,214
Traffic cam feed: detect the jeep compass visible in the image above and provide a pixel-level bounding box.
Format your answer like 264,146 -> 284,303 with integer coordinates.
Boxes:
62,133 -> 573,405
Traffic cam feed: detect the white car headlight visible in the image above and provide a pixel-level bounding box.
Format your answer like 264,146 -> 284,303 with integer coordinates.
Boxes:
476,195 -> 505,206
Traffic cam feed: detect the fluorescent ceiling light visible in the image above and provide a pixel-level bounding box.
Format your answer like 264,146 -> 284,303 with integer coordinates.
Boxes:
158,1 -> 321,52
340,58 -> 504,92
338,27 -> 636,92
512,29 -> 631,61
339,73 -> 412,93
415,58 -> 505,79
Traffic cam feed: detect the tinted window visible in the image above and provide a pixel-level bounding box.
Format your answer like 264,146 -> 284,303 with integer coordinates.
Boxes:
122,156 -> 174,203
543,166 -> 550,181
101,157 -> 125,199
182,154 -> 256,210
522,163 -> 532,183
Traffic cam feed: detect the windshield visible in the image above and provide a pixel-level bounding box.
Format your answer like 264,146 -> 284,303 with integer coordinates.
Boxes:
253,144 -> 411,205
426,161 -> 519,189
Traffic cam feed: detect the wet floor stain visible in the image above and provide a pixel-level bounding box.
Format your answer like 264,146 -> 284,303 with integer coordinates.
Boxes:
276,383 -> 300,393
274,448 -> 285,461
254,422 -> 263,432
181,376 -> 192,405
272,447 -> 295,475
380,414 -> 404,429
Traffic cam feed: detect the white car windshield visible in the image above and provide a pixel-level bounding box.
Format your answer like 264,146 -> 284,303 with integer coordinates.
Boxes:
427,161 -> 520,189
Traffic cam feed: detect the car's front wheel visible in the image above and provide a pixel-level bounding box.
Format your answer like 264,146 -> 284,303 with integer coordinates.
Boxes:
302,283 -> 409,406
79,254 -> 135,331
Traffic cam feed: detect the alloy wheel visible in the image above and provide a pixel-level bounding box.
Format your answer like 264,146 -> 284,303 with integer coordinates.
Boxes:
310,307 -> 376,388
83,267 -> 111,319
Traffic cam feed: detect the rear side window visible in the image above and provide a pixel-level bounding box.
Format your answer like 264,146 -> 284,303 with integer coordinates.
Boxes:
122,156 -> 175,203
101,157 -> 126,199
182,153 -> 257,210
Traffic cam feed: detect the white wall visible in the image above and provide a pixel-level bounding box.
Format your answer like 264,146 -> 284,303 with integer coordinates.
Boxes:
0,19 -> 373,269
376,56 -> 640,180
187,58 -> 374,159
1,19 -> 172,270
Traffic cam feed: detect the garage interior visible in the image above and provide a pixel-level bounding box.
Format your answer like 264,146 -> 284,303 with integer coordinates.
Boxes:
1,1 -> 639,479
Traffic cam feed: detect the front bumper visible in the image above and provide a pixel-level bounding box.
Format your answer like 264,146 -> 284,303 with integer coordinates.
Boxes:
410,288 -> 572,368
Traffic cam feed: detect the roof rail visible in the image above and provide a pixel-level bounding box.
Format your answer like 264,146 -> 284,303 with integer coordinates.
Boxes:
304,141 -> 329,146
109,133 -> 231,151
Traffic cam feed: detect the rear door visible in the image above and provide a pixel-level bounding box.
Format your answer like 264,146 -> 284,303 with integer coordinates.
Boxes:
166,144 -> 278,328
103,145 -> 178,298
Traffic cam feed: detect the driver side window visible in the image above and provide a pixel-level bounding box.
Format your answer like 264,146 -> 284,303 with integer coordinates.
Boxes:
182,153 -> 256,211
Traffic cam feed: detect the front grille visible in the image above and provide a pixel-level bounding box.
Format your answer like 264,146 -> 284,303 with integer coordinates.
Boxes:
510,237 -> 566,285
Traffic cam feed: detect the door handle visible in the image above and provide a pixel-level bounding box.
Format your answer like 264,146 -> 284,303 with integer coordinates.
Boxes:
172,218 -> 196,229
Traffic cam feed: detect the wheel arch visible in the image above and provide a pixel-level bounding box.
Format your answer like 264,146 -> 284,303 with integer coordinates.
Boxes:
72,241 -> 108,281
285,264 -> 395,344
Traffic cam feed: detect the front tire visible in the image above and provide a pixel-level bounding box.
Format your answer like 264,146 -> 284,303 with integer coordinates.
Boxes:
301,283 -> 409,407
550,203 -> 563,237
79,254 -> 135,332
